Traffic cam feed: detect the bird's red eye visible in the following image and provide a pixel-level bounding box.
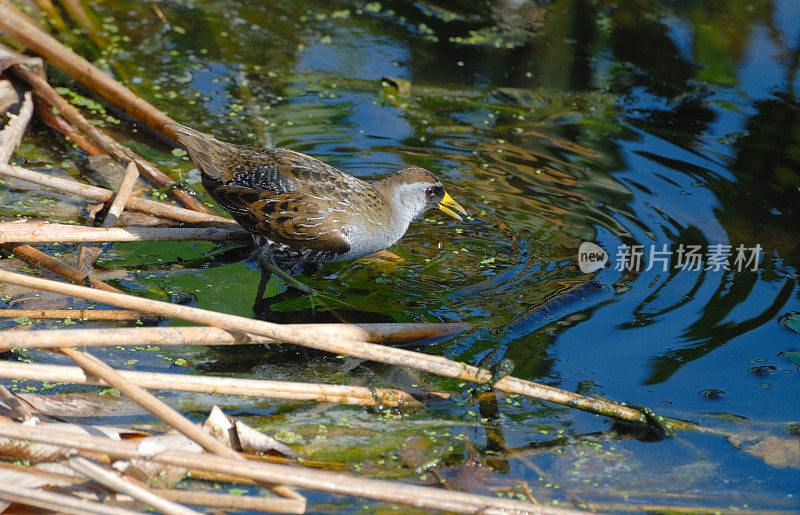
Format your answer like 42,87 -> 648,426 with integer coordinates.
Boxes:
425,187 -> 435,197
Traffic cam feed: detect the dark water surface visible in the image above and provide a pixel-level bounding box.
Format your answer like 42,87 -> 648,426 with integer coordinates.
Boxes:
4,0 -> 800,511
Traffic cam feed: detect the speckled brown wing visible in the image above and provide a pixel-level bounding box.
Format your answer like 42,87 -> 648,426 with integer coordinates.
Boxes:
210,184 -> 352,258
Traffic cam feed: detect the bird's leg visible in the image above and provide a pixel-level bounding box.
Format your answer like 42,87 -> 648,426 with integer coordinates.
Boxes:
257,253 -> 316,295
255,267 -> 271,301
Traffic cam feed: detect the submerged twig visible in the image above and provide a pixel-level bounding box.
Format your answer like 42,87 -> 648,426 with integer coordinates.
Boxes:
35,100 -> 106,155
0,269 -> 655,427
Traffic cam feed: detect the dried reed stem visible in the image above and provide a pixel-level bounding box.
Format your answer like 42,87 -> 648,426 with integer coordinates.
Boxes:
0,0 -> 177,141
0,100 -> 125,294
60,348 -> 239,457
0,481 -> 142,515
0,361 -> 442,407
0,163 -> 234,225
7,64 -> 212,213
0,89 -> 32,162
0,323 -> 467,348
68,456 -> 202,515
0,222 -> 249,242
79,161 -> 140,270
0,269 -> 650,425
103,161 -> 139,229
0,384 -> 34,421
1,243 -> 123,293
59,348 -> 306,511
153,489 -> 307,513
0,421 -> 557,514
0,308 -> 153,321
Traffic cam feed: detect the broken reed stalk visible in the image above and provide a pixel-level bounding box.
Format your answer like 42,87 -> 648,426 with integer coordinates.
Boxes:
68,456 -> 203,515
0,384 -> 33,421
79,161 -> 140,270
0,361 -> 443,407
60,348 -> 242,458
0,89 -> 32,162
6,64 -> 213,214
35,100 -> 105,155
103,161 -> 139,229
0,270 -> 651,426
0,309 -> 154,321
0,163 -> 234,225
0,103 -> 127,295
0,461 -> 294,515
1,243 -> 122,293
58,348 -> 305,511
0,323 -> 467,348
0,422 -> 559,514
0,0 -> 178,141
0,482 -> 143,515
0,222 -> 249,243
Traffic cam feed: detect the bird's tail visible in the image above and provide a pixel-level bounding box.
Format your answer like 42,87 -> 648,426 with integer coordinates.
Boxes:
163,122 -> 235,182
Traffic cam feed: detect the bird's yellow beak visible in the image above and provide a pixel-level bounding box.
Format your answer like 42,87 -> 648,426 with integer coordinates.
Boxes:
438,191 -> 468,222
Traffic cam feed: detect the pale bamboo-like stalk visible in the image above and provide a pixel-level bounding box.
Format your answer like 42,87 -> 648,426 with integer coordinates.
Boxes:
0,98 -> 124,295
0,163 -> 234,225
0,323 -> 467,348
0,383 -> 34,421
60,348 -> 241,458
0,89 -> 33,162
0,222 -> 249,243
0,269 -> 651,425
0,308 -> 153,321
68,456 -> 203,515
0,361 -> 442,407
79,161 -> 140,270
0,421 -> 558,514
59,348 -> 306,511
0,460 -> 296,514
103,161 -> 140,229
0,482 -> 142,515
153,489 -> 311,513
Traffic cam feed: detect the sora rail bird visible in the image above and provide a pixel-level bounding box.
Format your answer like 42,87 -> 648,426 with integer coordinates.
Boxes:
166,123 -> 467,294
